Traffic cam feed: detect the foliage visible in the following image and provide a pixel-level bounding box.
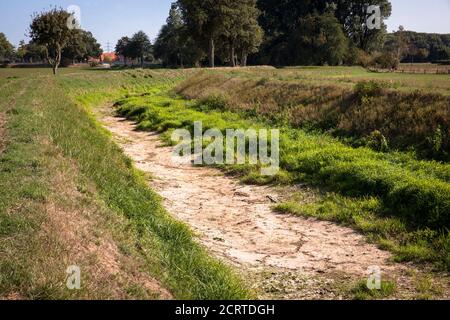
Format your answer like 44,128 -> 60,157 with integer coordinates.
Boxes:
0,67 -> 249,299
63,30 -> 103,62
115,78 -> 450,269
0,33 -> 14,62
289,13 -> 348,66
255,0 -> 392,65
115,31 -> 152,67
29,8 -> 73,74
154,3 -> 205,67
385,30 -> 450,63
177,72 -> 450,160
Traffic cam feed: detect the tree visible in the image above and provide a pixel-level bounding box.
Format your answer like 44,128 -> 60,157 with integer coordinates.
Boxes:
115,36 -> 132,65
334,0 -> 392,52
64,30 -> 102,63
393,26 -> 410,63
255,0 -> 393,64
154,3 -> 205,67
290,13 -> 348,66
0,33 -> 14,62
16,40 -> 27,62
130,31 -> 152,68
23,41 -> 46,63
178,0 -> 224,67
29,8 -> 74,74
218,0 -> 263,67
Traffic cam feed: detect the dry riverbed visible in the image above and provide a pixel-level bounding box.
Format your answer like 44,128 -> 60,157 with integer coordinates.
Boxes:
97,105 -> 447,300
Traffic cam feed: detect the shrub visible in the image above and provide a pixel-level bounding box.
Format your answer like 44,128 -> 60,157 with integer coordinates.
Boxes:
374,51 -> 399,69
367,130 -> 389,152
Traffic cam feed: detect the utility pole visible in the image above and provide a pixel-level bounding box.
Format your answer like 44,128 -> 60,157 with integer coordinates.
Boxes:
106,42 -> 111,53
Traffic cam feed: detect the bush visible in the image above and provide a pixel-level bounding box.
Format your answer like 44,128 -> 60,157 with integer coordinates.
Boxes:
366,130 -> 389,152
374,52 -> 399,69
346,47 -> 374,67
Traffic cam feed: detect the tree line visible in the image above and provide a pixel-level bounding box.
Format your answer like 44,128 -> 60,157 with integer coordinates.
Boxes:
115,31 -> 152,68
0,8 -> 102,73
2,3 -> 450,71
151,0 -> 393,67
151,0 -> 449,68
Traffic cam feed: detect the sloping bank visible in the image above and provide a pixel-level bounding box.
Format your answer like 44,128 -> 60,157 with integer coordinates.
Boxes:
114,79 -> 450,271
0,69 -> 249,299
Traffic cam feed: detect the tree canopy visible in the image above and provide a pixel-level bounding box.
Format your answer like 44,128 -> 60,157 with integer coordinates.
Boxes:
29,8 -> 74,74
0,33 -> 14,62
63,30 -> 103,63
115,31 -> 152,67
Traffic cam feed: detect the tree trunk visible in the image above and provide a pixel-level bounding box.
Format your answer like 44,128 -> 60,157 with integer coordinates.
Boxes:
241,49 -> 248,67
230,44 -> 236,67
46,45 -> 61,75
208,37 -> 215,68
140,55 -> 144,68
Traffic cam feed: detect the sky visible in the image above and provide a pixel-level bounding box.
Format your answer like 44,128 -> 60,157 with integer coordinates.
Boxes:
0,0 -> 449,50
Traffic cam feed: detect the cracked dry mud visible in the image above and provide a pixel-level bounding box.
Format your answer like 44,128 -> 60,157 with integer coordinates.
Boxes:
99,109 -> 421,299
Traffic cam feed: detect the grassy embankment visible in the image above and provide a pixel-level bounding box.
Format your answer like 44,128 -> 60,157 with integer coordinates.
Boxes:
114,68 -> 450,271
0,68 -> 249,299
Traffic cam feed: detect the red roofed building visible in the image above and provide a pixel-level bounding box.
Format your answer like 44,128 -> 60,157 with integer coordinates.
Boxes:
100,52 -> 118,63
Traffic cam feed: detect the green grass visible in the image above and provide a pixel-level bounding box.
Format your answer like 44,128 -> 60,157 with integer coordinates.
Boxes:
113,80 -> 450,270
351,279 -> 397,300
176,72 -> 450,160
0,68 -> 249,299
1,66 -> 449,299
217,66 -> 450,94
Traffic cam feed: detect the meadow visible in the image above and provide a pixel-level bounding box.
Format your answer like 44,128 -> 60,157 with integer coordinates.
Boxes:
0,66 -> 449,300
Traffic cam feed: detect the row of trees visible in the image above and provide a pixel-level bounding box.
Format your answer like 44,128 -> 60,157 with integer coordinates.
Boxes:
154,0 -> 263,68
115,31 -> 152,67
28,8 -> 103,74
2,8 -> 104,73
0,33 -> 15,63
1,29 -> 102,67
0,34 -> 47,64
152,0 -> 394,67
385,30 -> 450,64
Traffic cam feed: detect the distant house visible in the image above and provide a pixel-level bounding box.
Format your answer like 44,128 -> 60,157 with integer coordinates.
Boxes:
100,52 -> 118,63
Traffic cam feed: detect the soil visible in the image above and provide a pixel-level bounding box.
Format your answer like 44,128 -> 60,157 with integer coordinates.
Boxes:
98,107 -> 447,300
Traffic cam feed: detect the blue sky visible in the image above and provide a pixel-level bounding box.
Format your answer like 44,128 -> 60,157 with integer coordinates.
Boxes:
0,0 -> 449,49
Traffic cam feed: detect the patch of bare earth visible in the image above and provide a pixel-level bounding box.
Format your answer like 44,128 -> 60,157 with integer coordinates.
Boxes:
99,107 -> 448,300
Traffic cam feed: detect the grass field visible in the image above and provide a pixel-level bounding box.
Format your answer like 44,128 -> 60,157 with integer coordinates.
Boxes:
0,68 -> 248,299
0,66 -> 449,299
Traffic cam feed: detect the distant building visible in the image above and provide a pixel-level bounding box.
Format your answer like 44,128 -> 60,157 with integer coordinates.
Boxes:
100,52 -> 118,63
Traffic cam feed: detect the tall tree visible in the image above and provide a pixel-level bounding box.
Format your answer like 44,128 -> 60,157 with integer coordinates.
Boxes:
64,30 -> 102,62
393,25 -> 410,63
154,3 -> 205,67
334,0 -> 392,52
29,8 -> 74,74
178,0 -> 223,67
16,40 -> 27,62
115,36 -> 132,65
130,31 -> 152,68
0,33 -> 14,62
290,13 -> 348,66
219,0 -> 263,67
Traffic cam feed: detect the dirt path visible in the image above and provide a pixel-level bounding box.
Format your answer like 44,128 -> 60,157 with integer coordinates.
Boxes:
99,109 -> 429,299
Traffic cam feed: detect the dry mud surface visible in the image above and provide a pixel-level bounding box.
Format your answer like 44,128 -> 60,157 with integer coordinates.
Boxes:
99,108 -> 444,299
